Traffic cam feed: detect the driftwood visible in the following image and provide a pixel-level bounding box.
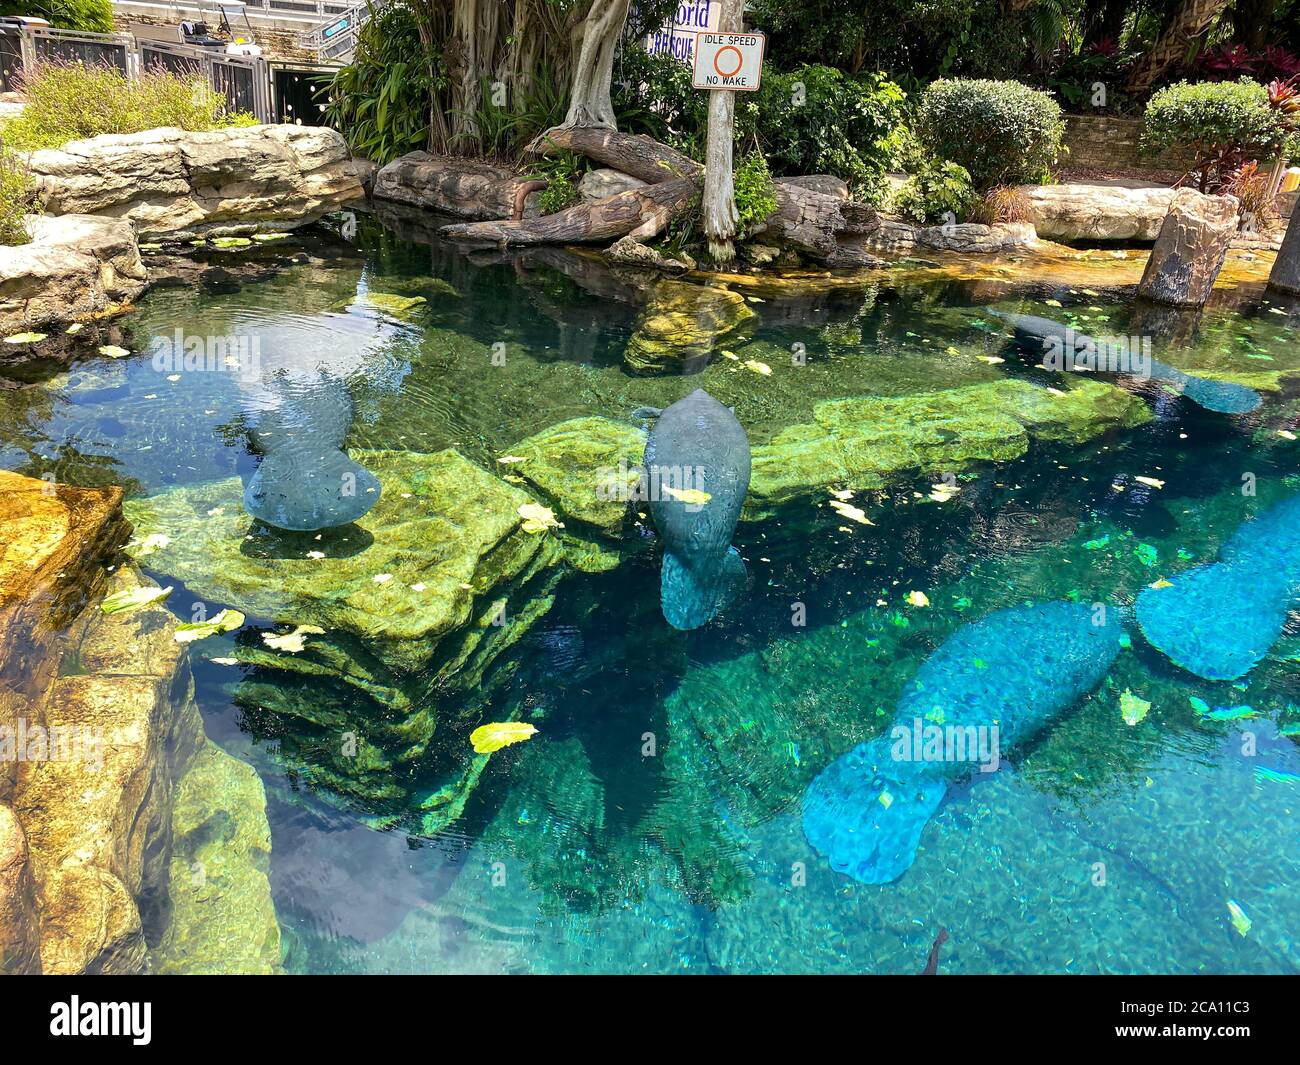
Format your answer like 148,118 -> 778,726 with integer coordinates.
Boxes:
440,177 -> 698,246
528,126 -> 701,183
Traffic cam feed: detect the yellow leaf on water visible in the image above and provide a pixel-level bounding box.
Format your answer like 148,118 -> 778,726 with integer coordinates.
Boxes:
1120,688 -> 1150,726
660,485 -> 711,506
99,345 -> 131,359
1134,476 -> 1165,489
1148,578 -> 1173,589
101,584 -> 172,615
743,359 -> 772,375
878,790 -> 894,809
174,608 -> 245,644
1227,899 -> 1252,936
1044,299 -> 1063,307
518,502 -> 562,533
470,721 -> 538,754
829,499 -> 874,525
977,355 -> 1005,365
1277,430 -> 1297,441
262,625 -> 326,653
905,591 -> 930,608
4,332 -> 46,344
497,455 -> 526,464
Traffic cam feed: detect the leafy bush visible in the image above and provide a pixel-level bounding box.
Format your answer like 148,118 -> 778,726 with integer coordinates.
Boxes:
3,62 -> 252,151
613,53 -> 905,201
892,160 -> 976,224
0,147 -> 32,246
0,0 -> 112,33
755,65 -> 907,201
1223,160 -> 1278,232
320,5 -> 439,164
733,151 -> 778,237
915,78 -> 1064,190
1141,79 -> 1298,191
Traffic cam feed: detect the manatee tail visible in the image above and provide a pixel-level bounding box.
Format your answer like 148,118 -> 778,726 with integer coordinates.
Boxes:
802,735 -> 947,884
1179,374 -> 1262,415
661,546 -> 747,630
243,448 -> 381,532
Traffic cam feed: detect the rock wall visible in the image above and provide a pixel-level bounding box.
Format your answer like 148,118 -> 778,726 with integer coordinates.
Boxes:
0,214 -> 148,336
0,470 -> 280,974
28,124 -> 363,240
1061,114 -> 1193,175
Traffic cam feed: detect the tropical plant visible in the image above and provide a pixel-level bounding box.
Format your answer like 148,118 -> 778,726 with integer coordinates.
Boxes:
915,78 -> 1064,190
1223,159 -> 1279,232
733,151 -> 778,238
891,160 -> 977,224
1141,78 -> 1299,191
0,146 -> 32,246
968,183 -> 1034,225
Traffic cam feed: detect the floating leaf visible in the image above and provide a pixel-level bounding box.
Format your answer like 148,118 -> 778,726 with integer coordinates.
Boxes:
1120,688 -> 1150,726
98,345 -> 130,359
130,532 -> 171,558
1083,535 -> 1110,550
101,584 -> 172,615
1227,899 -> 1252,936
905,590 -> 930,608
65,323 -> 84,334
470,721 -> 538,754
742,359 -> 772,376
209,657 -> 239,666
372,573 -> 393,584
1254,766 -> 1300,784
1189,696 -> 1210,715
497,455 -> 526,464
1134,476 -> 1165,489
660,485 -> 712,506
1205,704 -> 1256,721
174,608 -> 245,644
829,499 -> 874,525
262,624 -> 326,653
4,332 -> 46,344
1133,543 -> 1158,567
877,790 -> 894,809
518,502 -> 562,533
1148,577 -> 1173,589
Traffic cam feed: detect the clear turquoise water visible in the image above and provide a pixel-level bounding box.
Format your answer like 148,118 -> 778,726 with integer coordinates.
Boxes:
3,211 -> 1298,974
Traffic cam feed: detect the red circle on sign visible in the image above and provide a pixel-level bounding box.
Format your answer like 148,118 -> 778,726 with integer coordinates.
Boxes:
713,45 -> 744,78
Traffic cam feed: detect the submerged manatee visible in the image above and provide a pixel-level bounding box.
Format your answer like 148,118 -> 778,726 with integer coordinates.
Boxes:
644,389 -> 751,630
1136,494 -> 1300,680
242,372 -> 381,531
802,602 -> 1126,884
988,309 -> 1261,415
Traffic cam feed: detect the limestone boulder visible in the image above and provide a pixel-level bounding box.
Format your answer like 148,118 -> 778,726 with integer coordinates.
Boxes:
580,167 -> 648,203
604,235 -> 693,275
28,125 -> 364,240
1021,183 -> 1177,243
373,151 -> 536,220
1137,189 -> 1239,307
0,214 -> 147,336
915,221 -> 1039,253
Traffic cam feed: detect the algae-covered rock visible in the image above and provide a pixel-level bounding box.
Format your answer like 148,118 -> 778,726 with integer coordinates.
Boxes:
748,378 -> 1151,515
150,739 -> 281,974
124,448 -> 561,675
624,281 -> 758,376
331,292 -> 428,318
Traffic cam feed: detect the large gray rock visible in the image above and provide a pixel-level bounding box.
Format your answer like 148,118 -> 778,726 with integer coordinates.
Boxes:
372,151 -> 535,220
1021,183 -> 1177,243
864,218 -> 1038,255
579,167 -> 647,203
1137,188 -> 1239,308
28,125 -> 363,240
0,214 -> 147,335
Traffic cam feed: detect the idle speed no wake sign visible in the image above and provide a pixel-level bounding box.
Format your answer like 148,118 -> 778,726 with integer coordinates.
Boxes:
691,32 -> 765,91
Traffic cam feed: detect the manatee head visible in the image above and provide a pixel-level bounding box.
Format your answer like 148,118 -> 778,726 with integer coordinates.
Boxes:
243,447 -> 381,531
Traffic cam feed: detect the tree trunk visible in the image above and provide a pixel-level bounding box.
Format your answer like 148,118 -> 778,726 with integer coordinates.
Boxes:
703,0 -> 745,262
562,0 -> 632,129
1124,0 -> 1230,94
1137,188 -> 1238,306
529,126 -> 701,182
1268,205 -> 1300,295
1083,0 -> 1129,47
1231,0 -> 1277,52
439,177 -> 699,245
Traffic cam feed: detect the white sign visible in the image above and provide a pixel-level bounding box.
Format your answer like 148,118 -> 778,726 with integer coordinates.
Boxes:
643,1 -> 719,63
692,32 -> 765,91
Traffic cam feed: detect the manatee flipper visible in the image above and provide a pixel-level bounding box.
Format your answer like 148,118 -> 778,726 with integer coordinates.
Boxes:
802,736 -> 947,885
660,546 -> 748,631
244,448 -> 381,532
1178,374 -> 1263,415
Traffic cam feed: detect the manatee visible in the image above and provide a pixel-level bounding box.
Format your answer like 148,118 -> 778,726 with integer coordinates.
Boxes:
241,372 -> 381,531
987,309 -> 1261,414
802,602 -> 1126,884
1136,494 -> 1300,680
644,388 -> 751,630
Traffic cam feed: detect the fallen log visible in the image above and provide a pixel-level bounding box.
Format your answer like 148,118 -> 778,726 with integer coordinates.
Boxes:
528,126 -> 701,184
440,177 -> 699,246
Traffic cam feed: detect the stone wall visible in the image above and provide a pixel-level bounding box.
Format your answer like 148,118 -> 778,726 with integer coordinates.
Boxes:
1061,114 -> 1193,174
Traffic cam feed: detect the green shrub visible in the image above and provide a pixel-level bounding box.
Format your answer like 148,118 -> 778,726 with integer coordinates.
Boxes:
1141,79 -> 1297,191
734,151 -> 778,237
0,147 -> 32,246
613,53 -> 906,201
891,160 -> 976,224
0,0 -> 112,33
320,5 -> 438,165
755,65 -> 907,201
3,62 -> 251,151
915,78 -> 1064,190
536,172 -> 580,215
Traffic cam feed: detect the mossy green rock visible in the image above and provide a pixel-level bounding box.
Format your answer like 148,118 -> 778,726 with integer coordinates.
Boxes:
331,292 -> 428,318
748,378 -> 1151,514
123,448 -> 562,675
150,740 -> 281,974
625,281 -> 758,375
507,416 -> 646,535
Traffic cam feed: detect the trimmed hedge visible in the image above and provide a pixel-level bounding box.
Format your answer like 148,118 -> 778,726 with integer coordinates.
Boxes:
915,78 -> 1064,190
1141,79 -> 1296,179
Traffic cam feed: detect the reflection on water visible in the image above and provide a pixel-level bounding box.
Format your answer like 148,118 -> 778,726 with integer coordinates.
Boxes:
2,211 -> 1298,974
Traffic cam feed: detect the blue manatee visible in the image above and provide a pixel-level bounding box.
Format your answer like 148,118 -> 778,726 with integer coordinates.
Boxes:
1136,494 -> 1300,680
644,389 -> 751,630
242,372 -> 381,531
803,602 -> 1126,884
988,309 -> 1261,414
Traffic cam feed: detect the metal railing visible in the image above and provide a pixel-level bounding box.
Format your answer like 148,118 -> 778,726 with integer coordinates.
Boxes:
111,0 -> 360,28
138,38 -> 272,120
299,0 -> 390,62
